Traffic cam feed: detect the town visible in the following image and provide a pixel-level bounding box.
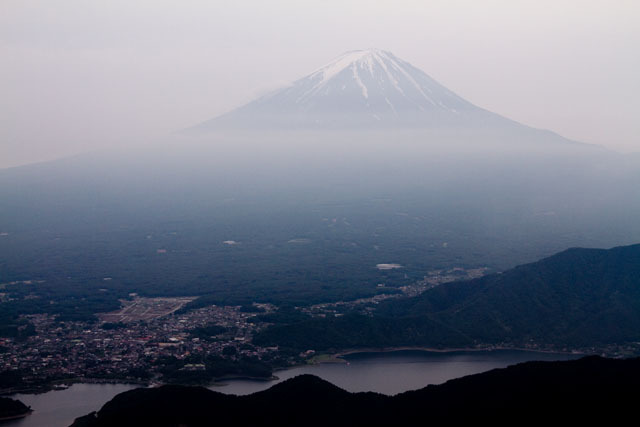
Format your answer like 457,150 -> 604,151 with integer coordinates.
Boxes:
0,298 -> 282,393
0,267 -> 489,394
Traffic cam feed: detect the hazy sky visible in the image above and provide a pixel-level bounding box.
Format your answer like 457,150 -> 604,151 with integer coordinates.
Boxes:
1,0 -> 639,168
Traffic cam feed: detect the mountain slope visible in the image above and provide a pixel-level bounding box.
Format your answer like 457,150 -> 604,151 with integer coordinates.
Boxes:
384,243 -> 640,346
254,243 -> 640,351
190,49 -> 516,130
72,356 -> 640,426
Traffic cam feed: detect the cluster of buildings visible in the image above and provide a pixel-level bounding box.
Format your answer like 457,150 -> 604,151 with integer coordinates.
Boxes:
0,300 -> 278,392
303,267 -> 487,317
1,268 -> 496,392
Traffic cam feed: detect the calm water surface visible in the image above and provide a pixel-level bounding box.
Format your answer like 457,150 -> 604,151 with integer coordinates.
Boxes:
5,350 -> 580,427
215,349 -> 580,395
5,383 -> 136,427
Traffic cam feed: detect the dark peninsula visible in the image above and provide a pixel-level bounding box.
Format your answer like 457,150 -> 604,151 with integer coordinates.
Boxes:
0,397 -> 31,421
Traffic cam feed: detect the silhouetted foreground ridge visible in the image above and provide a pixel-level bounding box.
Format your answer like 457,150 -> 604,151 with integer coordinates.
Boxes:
72,356 -> 640,426
0,397 -> 31,420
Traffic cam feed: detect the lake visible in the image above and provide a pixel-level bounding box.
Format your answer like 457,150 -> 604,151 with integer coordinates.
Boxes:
4,383 -> 136,427
5,350 -> 581,427
214,349 -> 581,395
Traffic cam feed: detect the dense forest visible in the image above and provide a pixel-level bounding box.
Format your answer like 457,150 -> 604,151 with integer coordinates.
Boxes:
254,244 -> 640,351
2,138 -> 640,335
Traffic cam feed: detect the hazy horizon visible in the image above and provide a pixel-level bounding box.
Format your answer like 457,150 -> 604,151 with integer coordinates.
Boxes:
1,0 -> 639,168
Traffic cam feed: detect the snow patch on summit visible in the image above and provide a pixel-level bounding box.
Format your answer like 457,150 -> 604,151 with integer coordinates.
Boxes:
191,48 -> 492,130
313,50 -> 371,85
352,63 -> 369,99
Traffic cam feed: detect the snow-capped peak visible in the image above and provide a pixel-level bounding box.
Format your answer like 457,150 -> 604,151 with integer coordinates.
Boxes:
288,48 -> 470,111
192,49 -> 500,130
302,49 -> 412,102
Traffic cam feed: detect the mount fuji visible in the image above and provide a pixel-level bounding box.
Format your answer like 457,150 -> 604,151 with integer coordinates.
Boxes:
190,49 -> 516,131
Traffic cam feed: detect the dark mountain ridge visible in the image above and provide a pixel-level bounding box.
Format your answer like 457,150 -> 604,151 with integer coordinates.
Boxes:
72,356 -> 640,426
254,243 -> 640,351
385,243 -> 640,346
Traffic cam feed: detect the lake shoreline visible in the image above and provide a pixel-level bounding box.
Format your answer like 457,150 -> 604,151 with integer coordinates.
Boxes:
311,346 -> 587,364
210,374 -> 278,386
4,347 -> 585,396
0,408 -> 33,422
6,349 -> 584,426
2,378 -> 148,397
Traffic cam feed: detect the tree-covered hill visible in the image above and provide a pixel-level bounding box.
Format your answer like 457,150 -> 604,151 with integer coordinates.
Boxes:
255,244 -> 640,351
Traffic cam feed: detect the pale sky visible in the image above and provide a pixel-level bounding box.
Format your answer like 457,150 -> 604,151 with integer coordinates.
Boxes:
1,0 -> 639,168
